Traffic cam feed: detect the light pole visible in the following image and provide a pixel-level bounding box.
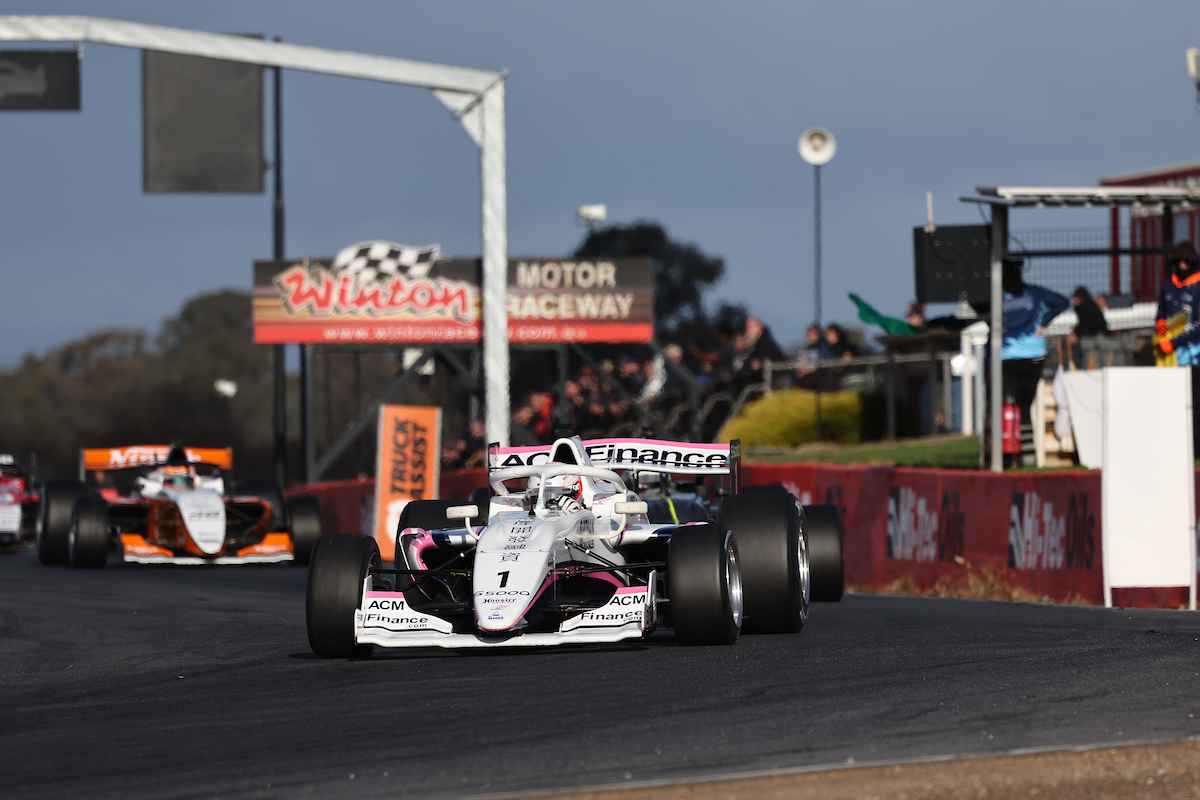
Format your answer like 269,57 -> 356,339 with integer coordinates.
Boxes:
799,128 -> 836,440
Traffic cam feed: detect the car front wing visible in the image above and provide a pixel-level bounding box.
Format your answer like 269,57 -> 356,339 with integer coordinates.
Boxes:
353,574 -> 657,649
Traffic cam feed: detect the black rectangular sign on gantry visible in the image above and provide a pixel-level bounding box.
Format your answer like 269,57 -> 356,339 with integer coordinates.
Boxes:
142,49 -> 264,194
912,224 -> 993,305
0,50 -> 81,111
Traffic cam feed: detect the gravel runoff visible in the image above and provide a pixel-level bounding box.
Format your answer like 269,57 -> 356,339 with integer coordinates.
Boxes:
515,739 -> 1200,800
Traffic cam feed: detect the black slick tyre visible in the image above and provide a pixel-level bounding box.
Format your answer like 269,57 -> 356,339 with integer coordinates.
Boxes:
668,523 -> 742,645
804,504 -> 845,602
37,481 -> 89,566
718,491 -> 809,633
286,495 -> 323,566
69,496 -> 110,569
306,534 -> 379,658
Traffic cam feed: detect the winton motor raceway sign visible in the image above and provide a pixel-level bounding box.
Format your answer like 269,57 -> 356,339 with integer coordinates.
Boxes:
252,241 -> 654,345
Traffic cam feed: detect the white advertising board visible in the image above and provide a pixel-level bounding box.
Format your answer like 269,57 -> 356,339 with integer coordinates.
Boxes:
1101,367 -> 1195,608
1061,371 -> 1103,469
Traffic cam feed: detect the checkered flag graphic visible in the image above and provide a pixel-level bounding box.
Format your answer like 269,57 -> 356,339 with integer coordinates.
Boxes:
331,241 -> 441,284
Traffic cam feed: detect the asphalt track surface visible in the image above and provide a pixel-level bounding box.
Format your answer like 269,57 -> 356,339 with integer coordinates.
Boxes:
4,549 -> 1200,800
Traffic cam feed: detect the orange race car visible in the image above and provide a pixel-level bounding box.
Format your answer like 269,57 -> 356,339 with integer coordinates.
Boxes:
37,444 -> 322,568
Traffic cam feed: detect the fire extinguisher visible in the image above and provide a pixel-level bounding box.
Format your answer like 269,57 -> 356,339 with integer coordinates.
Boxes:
1002,396 -> 1021,455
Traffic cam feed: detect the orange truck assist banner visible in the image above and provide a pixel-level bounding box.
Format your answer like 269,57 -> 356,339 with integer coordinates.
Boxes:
374,405 -> 441,561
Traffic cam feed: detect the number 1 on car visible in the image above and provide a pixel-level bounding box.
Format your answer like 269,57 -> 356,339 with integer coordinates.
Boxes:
498,570 -> 510,588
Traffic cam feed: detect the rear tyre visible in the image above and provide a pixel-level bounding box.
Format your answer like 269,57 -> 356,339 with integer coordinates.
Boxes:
69,496 -> 110,569
234,479 -> 288,531
804,504 -> 845,602
719,491 -> 808,633
306,534 -> 378,658
37,481 -> 89,566
668,523 -> 742,645
286,496 -> 323,566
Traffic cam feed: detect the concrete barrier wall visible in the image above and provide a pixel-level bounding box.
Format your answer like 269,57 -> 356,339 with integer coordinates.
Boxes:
291,464 -> 1199,608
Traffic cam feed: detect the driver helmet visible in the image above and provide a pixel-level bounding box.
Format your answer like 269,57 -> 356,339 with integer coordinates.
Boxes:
163,464 -> 194,488
543,475 -> 583,512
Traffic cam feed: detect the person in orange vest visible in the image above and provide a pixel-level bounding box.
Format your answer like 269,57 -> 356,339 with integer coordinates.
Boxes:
1155,240 -> 1200,455
1155,241 -> 1200,364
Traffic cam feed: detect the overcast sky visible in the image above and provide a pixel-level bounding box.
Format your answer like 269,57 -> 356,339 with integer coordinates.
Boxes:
2,1 -> 1200,366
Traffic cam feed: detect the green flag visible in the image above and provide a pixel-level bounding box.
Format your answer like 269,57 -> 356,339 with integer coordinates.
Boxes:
849,293 -> 915,337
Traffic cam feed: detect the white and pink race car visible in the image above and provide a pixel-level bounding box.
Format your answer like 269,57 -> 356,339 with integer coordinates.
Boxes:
306,436 -> 844,657
0,454 -> 38,547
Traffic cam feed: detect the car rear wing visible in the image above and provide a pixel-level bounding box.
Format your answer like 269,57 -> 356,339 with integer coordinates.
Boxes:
79,445 -> 234,481
488,437 -> 741,491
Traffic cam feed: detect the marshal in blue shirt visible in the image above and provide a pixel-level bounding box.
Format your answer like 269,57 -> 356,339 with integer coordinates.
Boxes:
1001,284 -> 1071,361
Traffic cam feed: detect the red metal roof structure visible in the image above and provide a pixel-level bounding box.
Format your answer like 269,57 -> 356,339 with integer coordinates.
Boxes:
1101,160 -> 1200,301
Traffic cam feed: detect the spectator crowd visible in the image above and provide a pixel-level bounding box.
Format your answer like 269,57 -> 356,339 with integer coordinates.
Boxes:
441,315 -> 796,469
439,316 -> 888,470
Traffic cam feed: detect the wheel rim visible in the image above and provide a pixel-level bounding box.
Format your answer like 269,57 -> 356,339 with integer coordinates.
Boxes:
725,534 -> 743,628
68,518 -> 76,562
797,523 -> 810,606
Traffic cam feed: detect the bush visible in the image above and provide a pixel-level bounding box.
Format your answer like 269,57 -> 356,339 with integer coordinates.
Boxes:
718,389 -> 861,448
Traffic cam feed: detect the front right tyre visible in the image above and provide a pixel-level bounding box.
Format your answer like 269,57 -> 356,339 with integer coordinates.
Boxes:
306,534 -> 379,658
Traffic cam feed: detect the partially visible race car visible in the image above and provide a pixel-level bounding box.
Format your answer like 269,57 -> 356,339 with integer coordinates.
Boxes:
638,473 -> 844,602
37,444 -> 323,568
0,454 -> 39,548
305,436 -> 844,657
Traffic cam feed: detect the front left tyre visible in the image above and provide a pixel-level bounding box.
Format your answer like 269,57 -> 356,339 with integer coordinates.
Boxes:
668,523 -> 742,645
285,496 -> 323,566
69,496 -> 110,569
306,534 -> 379,658
37,481 -> 89,566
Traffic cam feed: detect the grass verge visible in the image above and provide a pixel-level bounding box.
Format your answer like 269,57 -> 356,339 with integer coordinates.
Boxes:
748,434 -> 982,469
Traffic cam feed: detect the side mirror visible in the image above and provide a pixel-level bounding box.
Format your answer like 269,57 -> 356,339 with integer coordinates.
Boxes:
446,504 -> 479,520
614,501 -> 647,516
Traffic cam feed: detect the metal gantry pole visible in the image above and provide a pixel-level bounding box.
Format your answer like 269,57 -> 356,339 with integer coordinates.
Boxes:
480,82 -> 510,448
814,163 -> 822,330
813,162 -> 823,441
302,344 -> 315,484
989,204 -> 1008,473
271,57 -> 287,487
975,341 -> 986,468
